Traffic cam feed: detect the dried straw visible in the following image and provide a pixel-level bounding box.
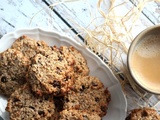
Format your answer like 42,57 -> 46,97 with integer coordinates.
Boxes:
31,0 -> 160,110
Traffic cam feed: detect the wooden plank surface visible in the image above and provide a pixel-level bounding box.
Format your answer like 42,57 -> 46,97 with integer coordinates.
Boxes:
130,0 -> 160,24
0,0 -> 76,37
45,0 -> 154,37
0,0 -> 160,118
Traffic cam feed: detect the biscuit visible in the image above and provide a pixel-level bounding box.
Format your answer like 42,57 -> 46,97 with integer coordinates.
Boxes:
63,76 -> 111,117
59,46 -> 89,76
0,49 -> 30,97
11,35 -> 52,61
6,84 -> 57,120
27,52 -> 74,96
126,107 -> 160,120
58,109 -> 101,120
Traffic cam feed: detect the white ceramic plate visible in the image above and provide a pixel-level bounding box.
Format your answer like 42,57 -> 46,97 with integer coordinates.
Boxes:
0,28 -> 127,120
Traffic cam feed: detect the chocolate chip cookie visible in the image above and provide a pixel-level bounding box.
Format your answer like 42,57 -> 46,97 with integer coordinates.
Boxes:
6,84 -> 57,120
0,49 -> 30,97
27,52 -> 74,96
126,107 -> 160,120
63,76 -> 111,117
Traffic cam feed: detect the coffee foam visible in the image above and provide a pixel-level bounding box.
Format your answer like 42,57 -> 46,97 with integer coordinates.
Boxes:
135,34 -> 160,58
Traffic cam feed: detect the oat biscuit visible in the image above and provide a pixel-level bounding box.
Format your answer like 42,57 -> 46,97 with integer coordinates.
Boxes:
0,35 -> 112,120
27,52 -> 74,96
59,46 -> 89,76
0,49 -> 30,97
126,108 -> 160,120
6,84 -> 57,120
63,76 -> 111,117
11,35 -> 52,60
58,110 -> 101,120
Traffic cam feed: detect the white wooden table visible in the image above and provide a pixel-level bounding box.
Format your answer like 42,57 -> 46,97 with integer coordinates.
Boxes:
0,0 -> 160,119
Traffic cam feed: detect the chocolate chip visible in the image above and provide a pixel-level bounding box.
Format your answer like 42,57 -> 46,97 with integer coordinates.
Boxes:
44,96 -> 49,101
59,50 -> 63,55
95,97 -> 100,102
142,110 -> 148,117
54,97 -> 64,112
13,98 -> 20,102
101,106 -> 106,112
80,85 -> 85,92
52,81 -> 61,88
56,67 -> 62,74
38,110 -> 45,116
65,97 -> 69,102
46,55 -> 49,58
29,106 -> 35,110
58,56 -> 63,61
1,76 -> 7,83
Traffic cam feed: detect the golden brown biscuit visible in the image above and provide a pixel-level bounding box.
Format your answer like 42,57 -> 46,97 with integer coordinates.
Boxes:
0,49 -> 30,97
6,84 -> 57,120
63,76 -> 111,117
126,107 -> 160,120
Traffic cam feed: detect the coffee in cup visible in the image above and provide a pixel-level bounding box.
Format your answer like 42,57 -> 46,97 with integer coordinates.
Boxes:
128,25 -> 160,94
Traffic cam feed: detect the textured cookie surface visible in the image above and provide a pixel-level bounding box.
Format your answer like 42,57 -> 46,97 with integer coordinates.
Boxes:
11,35 -> 52,60
59,109 -> 101,120
0,49 -> 30,97
6,84 -> 56,120
27,51 -> 74,96
63,76 -> 111,117
59,46 -> 89,76
126,108 -> 160,120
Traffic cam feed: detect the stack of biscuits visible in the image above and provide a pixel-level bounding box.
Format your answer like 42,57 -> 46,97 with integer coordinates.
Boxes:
0,35 -> 111,120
